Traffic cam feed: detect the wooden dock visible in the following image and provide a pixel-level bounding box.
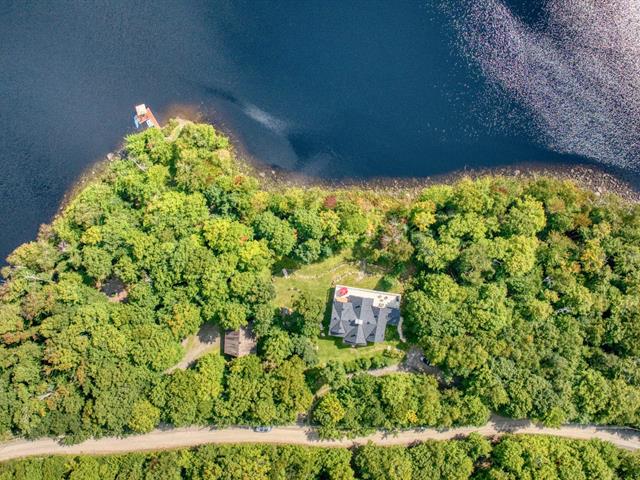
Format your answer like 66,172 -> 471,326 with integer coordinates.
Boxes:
134,104 -> 161,129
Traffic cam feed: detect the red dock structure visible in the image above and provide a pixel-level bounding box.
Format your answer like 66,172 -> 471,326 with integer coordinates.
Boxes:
133,104 -> 161,129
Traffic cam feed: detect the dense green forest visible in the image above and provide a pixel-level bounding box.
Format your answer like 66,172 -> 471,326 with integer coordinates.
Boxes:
402,177 -> 640,428
1,120 -> 640,442
1,435 -> 639,479
313,373 -> 488,439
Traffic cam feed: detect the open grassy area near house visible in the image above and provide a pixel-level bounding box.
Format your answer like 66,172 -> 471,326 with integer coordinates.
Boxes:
273,251 -> 405,366
273,251 -> 402,311
315,335 -> 404,366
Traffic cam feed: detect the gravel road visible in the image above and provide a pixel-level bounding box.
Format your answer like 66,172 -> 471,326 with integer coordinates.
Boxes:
0,419 -> 638,462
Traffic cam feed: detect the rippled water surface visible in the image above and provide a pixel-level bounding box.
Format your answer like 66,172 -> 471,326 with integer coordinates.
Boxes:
0,1 -> 635,260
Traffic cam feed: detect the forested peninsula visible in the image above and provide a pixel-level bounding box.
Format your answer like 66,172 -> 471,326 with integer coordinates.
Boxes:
1,120 -> 640,448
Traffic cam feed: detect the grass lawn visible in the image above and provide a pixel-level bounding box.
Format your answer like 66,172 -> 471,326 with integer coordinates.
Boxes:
315,335 -> 404,366
272,251 -> 406,366
273,251 -> 402,308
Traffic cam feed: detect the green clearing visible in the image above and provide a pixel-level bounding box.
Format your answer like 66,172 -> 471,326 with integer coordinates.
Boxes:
272,252 -> 405,366
315,335 -> 404,366
273,251 -> 401,308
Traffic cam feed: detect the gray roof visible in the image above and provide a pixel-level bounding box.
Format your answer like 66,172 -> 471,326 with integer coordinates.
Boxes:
387,308 -> 400,326
329,294 -> 397,346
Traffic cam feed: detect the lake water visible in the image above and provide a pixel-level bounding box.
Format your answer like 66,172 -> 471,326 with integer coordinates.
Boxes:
0,1 -> 636,261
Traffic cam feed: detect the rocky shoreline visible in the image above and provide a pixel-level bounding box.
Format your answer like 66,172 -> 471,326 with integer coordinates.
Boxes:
250,159 -> 640,203
58,119 -> 640,223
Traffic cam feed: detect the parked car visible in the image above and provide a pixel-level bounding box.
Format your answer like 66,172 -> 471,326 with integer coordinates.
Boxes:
253,426 -> 272,432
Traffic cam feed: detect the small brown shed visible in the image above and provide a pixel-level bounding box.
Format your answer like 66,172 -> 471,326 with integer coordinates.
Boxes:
223,324 -> 257,357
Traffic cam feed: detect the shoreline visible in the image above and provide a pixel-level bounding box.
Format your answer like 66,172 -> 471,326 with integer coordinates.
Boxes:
201,104 -> 640,203
53,150 -> 124,221
55,119 -> 640,227
244,155 -> 640,204
204,114 -> 640,202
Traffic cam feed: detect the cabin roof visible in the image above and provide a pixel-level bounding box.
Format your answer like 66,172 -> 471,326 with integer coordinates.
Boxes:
223,324 -> 257,357
328,285 -> 401,346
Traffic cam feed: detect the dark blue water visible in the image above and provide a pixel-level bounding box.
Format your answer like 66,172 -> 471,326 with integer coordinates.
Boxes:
0,0 -> 629,261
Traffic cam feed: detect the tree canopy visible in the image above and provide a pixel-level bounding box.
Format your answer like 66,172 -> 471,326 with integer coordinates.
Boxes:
1,435 -> 638,480
1,120 -> 640,444
403,178 -> 640,427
